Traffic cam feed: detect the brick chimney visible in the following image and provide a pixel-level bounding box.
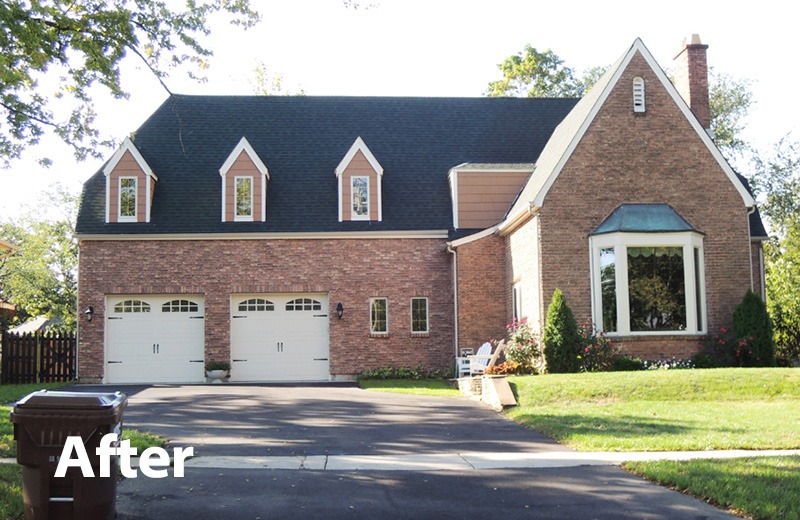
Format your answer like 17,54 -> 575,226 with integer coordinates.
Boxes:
673,34 -> 711,129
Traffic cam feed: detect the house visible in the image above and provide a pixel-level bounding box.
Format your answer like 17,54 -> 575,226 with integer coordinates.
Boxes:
75,36 -> 767,383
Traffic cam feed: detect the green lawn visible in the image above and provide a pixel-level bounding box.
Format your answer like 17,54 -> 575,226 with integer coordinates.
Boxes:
506,368 -> 800,451
625,456 -> 800,520
359,378 -> 462,397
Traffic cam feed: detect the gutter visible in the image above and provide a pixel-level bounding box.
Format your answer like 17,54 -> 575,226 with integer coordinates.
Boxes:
497,202 -> 539,236
446,244 -> 459,360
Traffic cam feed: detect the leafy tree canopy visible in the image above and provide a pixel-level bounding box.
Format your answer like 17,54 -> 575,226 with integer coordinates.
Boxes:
708,69 -> 754,161
0,185 -> 79,332
0,0 -> 260,166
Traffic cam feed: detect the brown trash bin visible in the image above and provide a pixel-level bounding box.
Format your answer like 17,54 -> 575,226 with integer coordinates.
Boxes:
11,390 -> 127,520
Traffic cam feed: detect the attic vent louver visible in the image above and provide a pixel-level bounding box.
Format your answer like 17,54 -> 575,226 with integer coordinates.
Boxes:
633,77 -> 646,113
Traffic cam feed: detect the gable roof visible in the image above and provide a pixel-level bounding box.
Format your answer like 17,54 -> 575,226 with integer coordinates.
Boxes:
102,137 -> 157,180
502,38 -> 756,231
219,136 -> 270,179
76,96 -> 578,235
335,136 -> 383,178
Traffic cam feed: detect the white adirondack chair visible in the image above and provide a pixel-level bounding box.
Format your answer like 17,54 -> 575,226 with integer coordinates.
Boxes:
469,340 -> 505,376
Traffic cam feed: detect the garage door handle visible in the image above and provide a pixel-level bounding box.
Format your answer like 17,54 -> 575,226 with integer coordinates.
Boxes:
233,359 -> 247,362
232,315 -> 247,319
314,358 -> 328,361
108,361 -> 123,364
189,360 -> 204,363
313,314 -> 328,318
190,316 -> 205,319
108,317 -> 122,320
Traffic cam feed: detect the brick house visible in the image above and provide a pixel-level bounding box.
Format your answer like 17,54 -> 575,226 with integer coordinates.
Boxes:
76,37 -> 767,383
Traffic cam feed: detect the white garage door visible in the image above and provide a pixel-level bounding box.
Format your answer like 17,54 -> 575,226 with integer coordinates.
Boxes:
230,293 -> 330,382
105,295 -> 205,383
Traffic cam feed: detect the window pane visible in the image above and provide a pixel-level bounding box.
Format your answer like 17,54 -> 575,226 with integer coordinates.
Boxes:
371,298 -> 387,333
628,247 -> 686,331
236,177 -> 253,217
412,298 -> 428,332
695,248 -> 703,331
120,178 -> 136,217
352,177 -> 368,216
600,248 -> 617,332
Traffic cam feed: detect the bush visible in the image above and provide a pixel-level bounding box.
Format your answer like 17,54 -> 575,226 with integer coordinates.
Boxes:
542,289 -> 581,373
770,301 -> 800,365
611,355 -> 645,371
733,290 -> 776,366
694,327 -> 758,368
357,365 -> 453,380
504,318 -> 541,373
577,322 -> 617,372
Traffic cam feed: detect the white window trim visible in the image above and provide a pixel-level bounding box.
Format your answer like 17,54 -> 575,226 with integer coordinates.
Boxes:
512,282 -> 522,322
351,176 -> 370,221
234,176 -> 254,222
589,232 -> 706,336
633,76 -> 646,113
411,297 -> 429,334
118,176 -> 138,222
370,297 -> 389,334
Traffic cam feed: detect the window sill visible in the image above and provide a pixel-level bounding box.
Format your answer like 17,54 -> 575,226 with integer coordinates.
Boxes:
369,333 -> 389,339
411,332 -> 430,338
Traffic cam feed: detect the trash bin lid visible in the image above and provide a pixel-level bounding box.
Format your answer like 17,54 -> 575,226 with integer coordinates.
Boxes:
14,390 -> 126,411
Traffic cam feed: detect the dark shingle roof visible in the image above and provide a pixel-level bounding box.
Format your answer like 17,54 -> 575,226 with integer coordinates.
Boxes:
76,95 -> 579,235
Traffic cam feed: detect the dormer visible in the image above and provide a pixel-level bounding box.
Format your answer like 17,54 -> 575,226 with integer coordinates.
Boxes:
219,137 -> 269,222
335,137 -> 383,222
448,163 -> 534,229
104,137 -> 157,224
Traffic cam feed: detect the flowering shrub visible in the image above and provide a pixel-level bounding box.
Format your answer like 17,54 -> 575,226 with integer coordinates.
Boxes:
577,321 -> 617,372
504,318 -> 541,373
643,358 -> 695,370
694,327 -> 758,368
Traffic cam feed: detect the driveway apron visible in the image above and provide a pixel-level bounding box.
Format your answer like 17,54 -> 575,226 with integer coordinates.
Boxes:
74,384 -> 736,519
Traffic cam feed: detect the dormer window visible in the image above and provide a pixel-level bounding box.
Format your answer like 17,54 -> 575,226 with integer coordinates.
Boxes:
118,177 -> 138,221
633,77 -> 646,113
335,137 -> 383,222
351,177 -> 369,219
220,137 -> 269,223
235,176 -> 254,221
103,137 -> 157,224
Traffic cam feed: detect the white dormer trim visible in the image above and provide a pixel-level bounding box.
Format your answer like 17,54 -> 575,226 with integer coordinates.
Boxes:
103,137 -> 157,223
335,137 -> 384,222
219,137 -> 269,222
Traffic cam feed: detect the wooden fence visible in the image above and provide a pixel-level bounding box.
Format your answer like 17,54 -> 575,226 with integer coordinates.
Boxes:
1,331 -> 76,384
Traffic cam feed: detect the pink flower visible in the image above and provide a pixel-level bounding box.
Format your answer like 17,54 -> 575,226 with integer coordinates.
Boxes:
720,327 -> 727,333
585,347 -> 590,353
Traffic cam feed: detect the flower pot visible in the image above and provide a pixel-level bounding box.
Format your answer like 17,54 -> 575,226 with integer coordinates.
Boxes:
206,369 -> 227,384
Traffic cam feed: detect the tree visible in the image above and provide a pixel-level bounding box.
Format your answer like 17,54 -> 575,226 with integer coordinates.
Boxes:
542,289 -> 581,373
0,186 -> 79,332
750,136 -> 800,236
732,290 -> 775,366
708,69 -> 754,161
485,45 -> 594,98
0,0 -> 260,166
251,61 -> 306,96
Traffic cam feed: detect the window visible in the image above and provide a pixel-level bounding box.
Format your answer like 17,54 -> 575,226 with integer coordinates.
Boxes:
235,176 -> 253,221
239,299 -> 274,312
411,298 -> 428,333
370,298 -> 388,334
591,233 -> 705,335
286,298 -> 322,311
119,177 -> 137,220
351,177 -> 369,219
113,300 -> 150,313
162,300 -> 199,313
633,77 -> 646,113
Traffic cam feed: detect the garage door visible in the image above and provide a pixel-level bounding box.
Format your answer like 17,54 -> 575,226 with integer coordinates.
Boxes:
105,295 -> 205,383
230,293 -> 330,382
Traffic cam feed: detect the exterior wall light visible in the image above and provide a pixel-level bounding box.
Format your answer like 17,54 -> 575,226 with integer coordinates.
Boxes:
336,303 -> 344,320
84,306 -> 94,322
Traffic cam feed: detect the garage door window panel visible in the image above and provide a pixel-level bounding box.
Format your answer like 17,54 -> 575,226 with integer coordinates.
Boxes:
162,299 -> 199,313
238,298 -> 275,312
113,300 -> 151,313
286,298 -> 322,311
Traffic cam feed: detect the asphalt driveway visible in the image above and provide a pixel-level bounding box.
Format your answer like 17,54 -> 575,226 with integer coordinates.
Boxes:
74,384 -> 737,519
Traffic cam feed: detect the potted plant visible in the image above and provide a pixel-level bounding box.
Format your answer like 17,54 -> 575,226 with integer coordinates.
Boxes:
205,360 -> 230,384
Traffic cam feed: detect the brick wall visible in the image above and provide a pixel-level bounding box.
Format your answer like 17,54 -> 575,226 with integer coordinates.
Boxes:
454,234 -> 508,352
751,241 -> 765,299
78,237 -> 453,381
505,216 -> 542,330
537,51 -> 753,359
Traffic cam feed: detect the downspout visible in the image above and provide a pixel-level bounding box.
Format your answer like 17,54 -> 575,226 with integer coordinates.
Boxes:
747,206 -> 756,294
447,244 -> 458,360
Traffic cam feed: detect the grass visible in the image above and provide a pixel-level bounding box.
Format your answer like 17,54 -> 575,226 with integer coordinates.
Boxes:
359,378 -> 462,397
505,368 -> 800,451
625,456 -> 800,520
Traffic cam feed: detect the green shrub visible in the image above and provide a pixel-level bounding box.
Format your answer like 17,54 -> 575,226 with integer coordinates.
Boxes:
767,301 -> 800,365
577,322 -> 617,372
357,365 -> 453,380
611,355 -> 645,371
542,289 -> 581,373
732,290 -> 776,366
504,318 -> 540,373
694,327 -> 753,367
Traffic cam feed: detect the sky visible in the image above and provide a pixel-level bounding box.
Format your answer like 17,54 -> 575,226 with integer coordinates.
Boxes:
1,0 -> 798,220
